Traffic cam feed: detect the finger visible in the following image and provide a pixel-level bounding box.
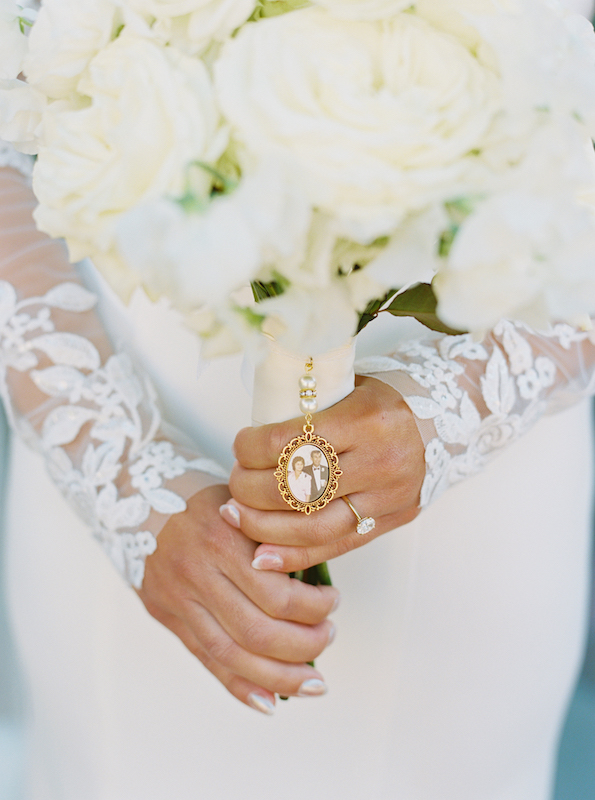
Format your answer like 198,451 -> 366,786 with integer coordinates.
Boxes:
233,378 -> 387,470
251,506 -> 421,573
221,557 -> 341,625
222,493 -> 368,548
147,523 -> 336,662
184,502 -> 341,624
229,443 -> 420,513
178,599 -> 329,698
198,571 -> 336,663
228,462 -> 287,511
148,607 -> 278,715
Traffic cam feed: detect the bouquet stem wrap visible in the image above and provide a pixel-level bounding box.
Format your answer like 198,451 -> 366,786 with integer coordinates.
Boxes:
251,337 -> 357,587
252,339 -> 356,427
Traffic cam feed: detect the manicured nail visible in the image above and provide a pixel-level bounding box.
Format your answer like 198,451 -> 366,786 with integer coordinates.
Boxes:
298,678 -> 328,697
219,503 -> 240,529
331,595 -> 341,613
252,552 -> 284,571
248,693 -> 275,716
327,624 -> 336,646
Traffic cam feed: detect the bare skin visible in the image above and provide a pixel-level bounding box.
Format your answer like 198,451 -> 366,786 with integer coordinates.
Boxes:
225,376 -> 426,573
138,484 -> 340,713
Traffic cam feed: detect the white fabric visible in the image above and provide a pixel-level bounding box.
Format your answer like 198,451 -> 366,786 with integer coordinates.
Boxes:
5,393 -> 592,800
1,171 -> 593,795
357,321 -> 595,507
2,0 -> 595,779
251,338 -> 356,425
0,165 -> 226,588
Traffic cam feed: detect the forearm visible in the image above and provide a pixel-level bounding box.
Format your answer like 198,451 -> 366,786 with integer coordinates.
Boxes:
357,320 -> 595,506
0,163 -> 226,587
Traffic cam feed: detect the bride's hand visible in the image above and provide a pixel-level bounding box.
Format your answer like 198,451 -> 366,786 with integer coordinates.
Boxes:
138,483 -> 339,714
225,377 -> 425,573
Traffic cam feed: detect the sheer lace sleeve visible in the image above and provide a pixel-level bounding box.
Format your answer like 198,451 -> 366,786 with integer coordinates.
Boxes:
357,321 -> 595,508
0,152 -> 227,589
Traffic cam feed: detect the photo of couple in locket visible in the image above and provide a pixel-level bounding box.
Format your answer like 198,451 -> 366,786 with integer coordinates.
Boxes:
287,446 -> 329,504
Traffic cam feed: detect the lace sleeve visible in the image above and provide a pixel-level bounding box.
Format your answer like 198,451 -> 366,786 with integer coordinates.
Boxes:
0,159 -> 228,589
356,320 -> 595,508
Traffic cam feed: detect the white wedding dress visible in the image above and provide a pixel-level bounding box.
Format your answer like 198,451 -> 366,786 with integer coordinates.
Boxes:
1,151 -> 594,800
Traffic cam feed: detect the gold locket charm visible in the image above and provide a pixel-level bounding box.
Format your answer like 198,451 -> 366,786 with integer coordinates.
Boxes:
275,360 -> 341,514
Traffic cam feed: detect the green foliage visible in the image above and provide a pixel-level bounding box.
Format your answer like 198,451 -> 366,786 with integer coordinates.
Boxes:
174,162 -> 238,215
18,15 -> 33,33
383,283 -> 465,335
193,161 -> 238,197
235,305 -> 266,329
438,196 -> 477,258
251,272 -> 291,302
356,289 -> 399,334
250,0 -> 311,20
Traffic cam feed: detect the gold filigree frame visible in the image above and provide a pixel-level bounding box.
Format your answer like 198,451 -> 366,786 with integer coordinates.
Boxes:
275,428 -> 342,514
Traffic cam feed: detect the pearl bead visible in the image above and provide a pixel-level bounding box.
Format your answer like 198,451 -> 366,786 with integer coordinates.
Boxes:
299,374 -> 317,392
299,397 -> 318,415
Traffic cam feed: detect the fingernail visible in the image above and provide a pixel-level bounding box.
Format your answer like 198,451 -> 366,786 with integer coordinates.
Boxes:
248,693 -> 275,716
331,594 -> 341,613
298,678 -> 328,697
327,624 -> 336,646
219,503 -> 240,529
252,552 -> 284,571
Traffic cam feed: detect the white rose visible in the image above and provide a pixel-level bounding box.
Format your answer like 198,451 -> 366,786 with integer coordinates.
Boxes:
0,78 -> 45,153
559,0 -> 594,14
415,0 -> 517,55
116,159 -> 311,309
434,124 -> 595,331
419,0 -> 595,142
33,35 -> 225,267
24,0 -> 121,100
215,8 -> 501,242
309,0 -> 413,20
126,0 -> 256,54
0,0 -> 30,79
258,282 -> 359,357
364,207 -> 445,291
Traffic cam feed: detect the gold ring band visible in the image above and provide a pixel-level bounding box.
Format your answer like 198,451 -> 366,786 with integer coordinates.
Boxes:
341,496 -> 376,536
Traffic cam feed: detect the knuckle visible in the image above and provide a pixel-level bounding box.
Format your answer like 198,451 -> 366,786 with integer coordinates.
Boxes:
232,428 -> 249,464
299,547 -> 320,570
241,618 -> 275,654
333,536 -> 357,558
187,642 -> 209,666
266,425 -> 291,461
204,634 -> 239,668
140,595 -> 169,624
403,504 -> 421,525
310,515 -> 337,547
264,587 -> 294,620
227,469 -> 244,502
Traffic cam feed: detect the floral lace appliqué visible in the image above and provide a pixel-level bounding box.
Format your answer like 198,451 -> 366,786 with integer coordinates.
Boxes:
0,278 -> 225,587
357,320 -> 595,508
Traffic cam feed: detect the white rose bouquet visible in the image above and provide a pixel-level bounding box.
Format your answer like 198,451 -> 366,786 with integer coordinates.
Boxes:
2,0 -> 595,359
2,0 -> 595,589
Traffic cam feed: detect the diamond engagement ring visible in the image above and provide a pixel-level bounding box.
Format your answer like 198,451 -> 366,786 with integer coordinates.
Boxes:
341,496 -> 376,536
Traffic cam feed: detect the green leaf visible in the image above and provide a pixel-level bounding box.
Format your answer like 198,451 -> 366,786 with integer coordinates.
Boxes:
355,289 -> 399,334
192,161 -> 238,197
251,273 -> 290,303
175,192 -> 208,215
235,305 -> 266,329
384,283 -> 466,336
250,0 -> 311,20
18,15 -> 33,33
313,561 -> 332,587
